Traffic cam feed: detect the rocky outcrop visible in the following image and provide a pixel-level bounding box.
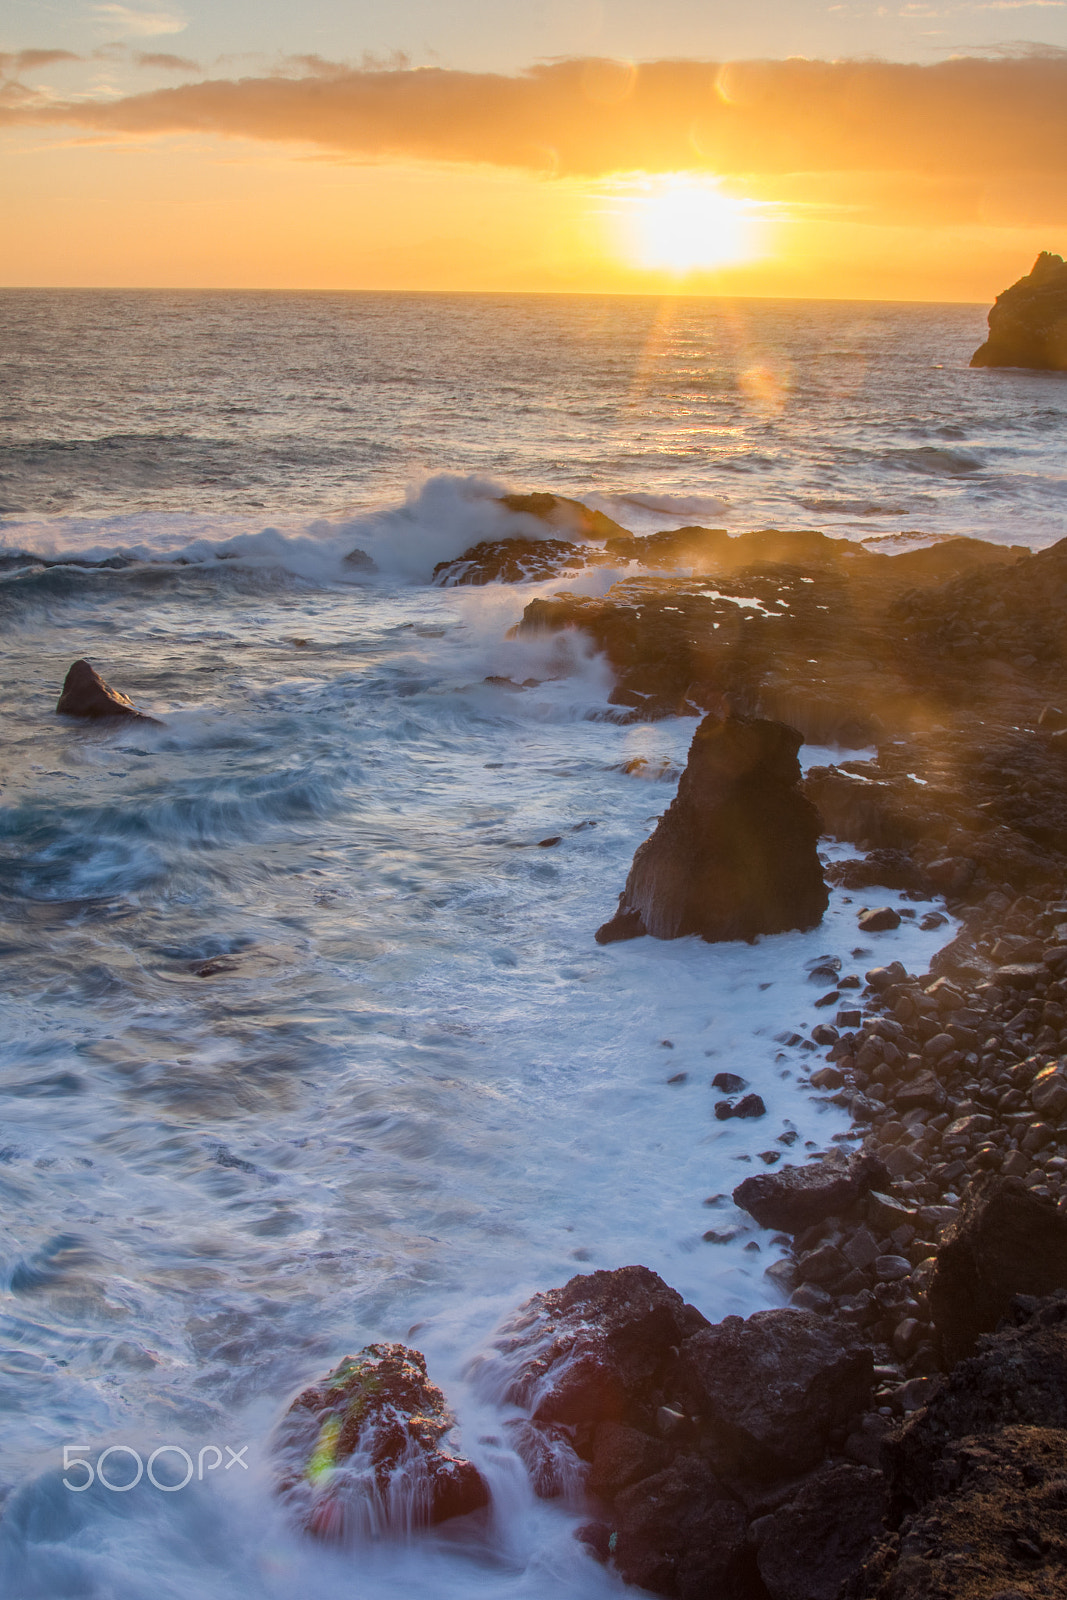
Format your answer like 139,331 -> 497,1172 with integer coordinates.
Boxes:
849,1294 -> 1067,1598
433,536 -> 592,586
494,1266 -> 878,1599
733,1150 -> 889,1234
971,251 -> 1067,371
275,1343 -> 488,1539
56,658 -> 159,723
596,715 -> 828,944
927,1176 -> 1067,1364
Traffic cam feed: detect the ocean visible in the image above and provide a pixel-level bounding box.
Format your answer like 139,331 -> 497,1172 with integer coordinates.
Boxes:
0,290 -> 1063,1599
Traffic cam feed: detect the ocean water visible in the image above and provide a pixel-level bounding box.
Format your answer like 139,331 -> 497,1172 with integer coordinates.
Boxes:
0,290 -> 1063,1599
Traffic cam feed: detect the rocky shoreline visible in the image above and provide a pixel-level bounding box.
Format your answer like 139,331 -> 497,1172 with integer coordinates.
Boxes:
280,502 -> 1067,1597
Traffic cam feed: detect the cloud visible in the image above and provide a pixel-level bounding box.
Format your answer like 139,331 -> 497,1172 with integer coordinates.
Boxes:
135,51 -> 201,71
0,49 -> 81,76
92,4 -> 187,37
2,51 -> 1067,200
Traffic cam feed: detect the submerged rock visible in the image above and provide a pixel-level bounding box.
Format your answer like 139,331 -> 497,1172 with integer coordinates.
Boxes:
596,714 -> 828,944
971,251 -> 1067,371
928,1176 -> 1067,1364
275,1343 -> 488,1539
56,658 -> 159,723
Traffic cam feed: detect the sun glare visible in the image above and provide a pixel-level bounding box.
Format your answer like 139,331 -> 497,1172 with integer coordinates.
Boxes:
620,177 -> 761,274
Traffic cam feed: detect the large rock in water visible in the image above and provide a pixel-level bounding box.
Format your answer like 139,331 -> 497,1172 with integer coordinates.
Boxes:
596,714 -> 828,944
56,658 -> 158,722
970,250 -> 1067,370
274,1343 -> 488,1539
733,1150 -> 889,1234
928,1176 -> 1067,1364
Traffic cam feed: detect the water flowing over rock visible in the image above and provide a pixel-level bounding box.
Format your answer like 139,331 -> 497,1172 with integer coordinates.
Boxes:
275,1344 -> 488,1540
56,658 -> 159,722
491,1266 -> 877,1599
596,714 -> 828,944
971,250 -> 1067,371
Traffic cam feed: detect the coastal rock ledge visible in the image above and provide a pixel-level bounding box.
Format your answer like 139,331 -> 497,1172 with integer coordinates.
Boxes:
971,251 -> 1067,371
596,714 -> 828,945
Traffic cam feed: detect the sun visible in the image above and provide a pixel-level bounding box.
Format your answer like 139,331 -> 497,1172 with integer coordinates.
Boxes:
619,176 -> 760,274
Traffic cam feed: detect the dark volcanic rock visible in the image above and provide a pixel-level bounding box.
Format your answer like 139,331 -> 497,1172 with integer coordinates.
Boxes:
499,1265 -> 707,1438
928,1177 -> 1067,1365
733,1151 -> 889,1233
887,1292 -> 1067,1508
675,1308 -> 875,1478
433,536 -> 590,586
971,250 -> 1067,371
609,1457 -> 754,1600
595,714 -> 828,944
56,658 -> 158,722
753,1462 -> 887,1600
852,1425 -> 1067,1599
275,1343 -> 488,1537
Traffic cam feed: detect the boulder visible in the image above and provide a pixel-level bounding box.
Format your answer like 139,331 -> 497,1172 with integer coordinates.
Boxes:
498,1265 -> 707,1442
608,1457 -> 753,1600
56,659 -> 158,722
596,715 -> 828,944
928,1177 -> 1067,1364
971,251 -> 1067,371
733,1151 -> 890,1233
275,1344 -> 488,1537
752,1462 -> 887,1600
675,1308 -> 875,1479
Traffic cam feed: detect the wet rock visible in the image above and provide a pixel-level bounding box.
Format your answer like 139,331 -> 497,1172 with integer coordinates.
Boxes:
753,1462 -> 887,1600
596,714 -> 827,945
498,1265 -> 707,1440
275,1344 -> 488,1536
733,1151 -> 889,1233
858,907 -> 902,934
971,250 -> 1067,371
56,659 -> 158,723
433,536 -> 589,586
715,1093 -> 767,1121
712,1072 -> 748,1094
675,1309 -> 875,1478
928,1177 -> 1067,1364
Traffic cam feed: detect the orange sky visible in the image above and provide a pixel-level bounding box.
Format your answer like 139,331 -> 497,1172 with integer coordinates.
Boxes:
2,52 -> 1066,299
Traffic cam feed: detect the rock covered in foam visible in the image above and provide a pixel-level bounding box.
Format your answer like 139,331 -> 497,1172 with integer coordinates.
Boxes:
596,714 -> 828,944
971,251 -> 1067,370
56,658 -> 159,723
275,1343 -> 488,1539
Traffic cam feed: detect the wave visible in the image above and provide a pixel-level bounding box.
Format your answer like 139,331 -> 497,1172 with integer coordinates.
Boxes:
0,476 -> 619,601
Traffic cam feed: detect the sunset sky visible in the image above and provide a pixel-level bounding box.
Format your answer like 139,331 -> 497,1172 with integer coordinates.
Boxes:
2,0 -> 1066,299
